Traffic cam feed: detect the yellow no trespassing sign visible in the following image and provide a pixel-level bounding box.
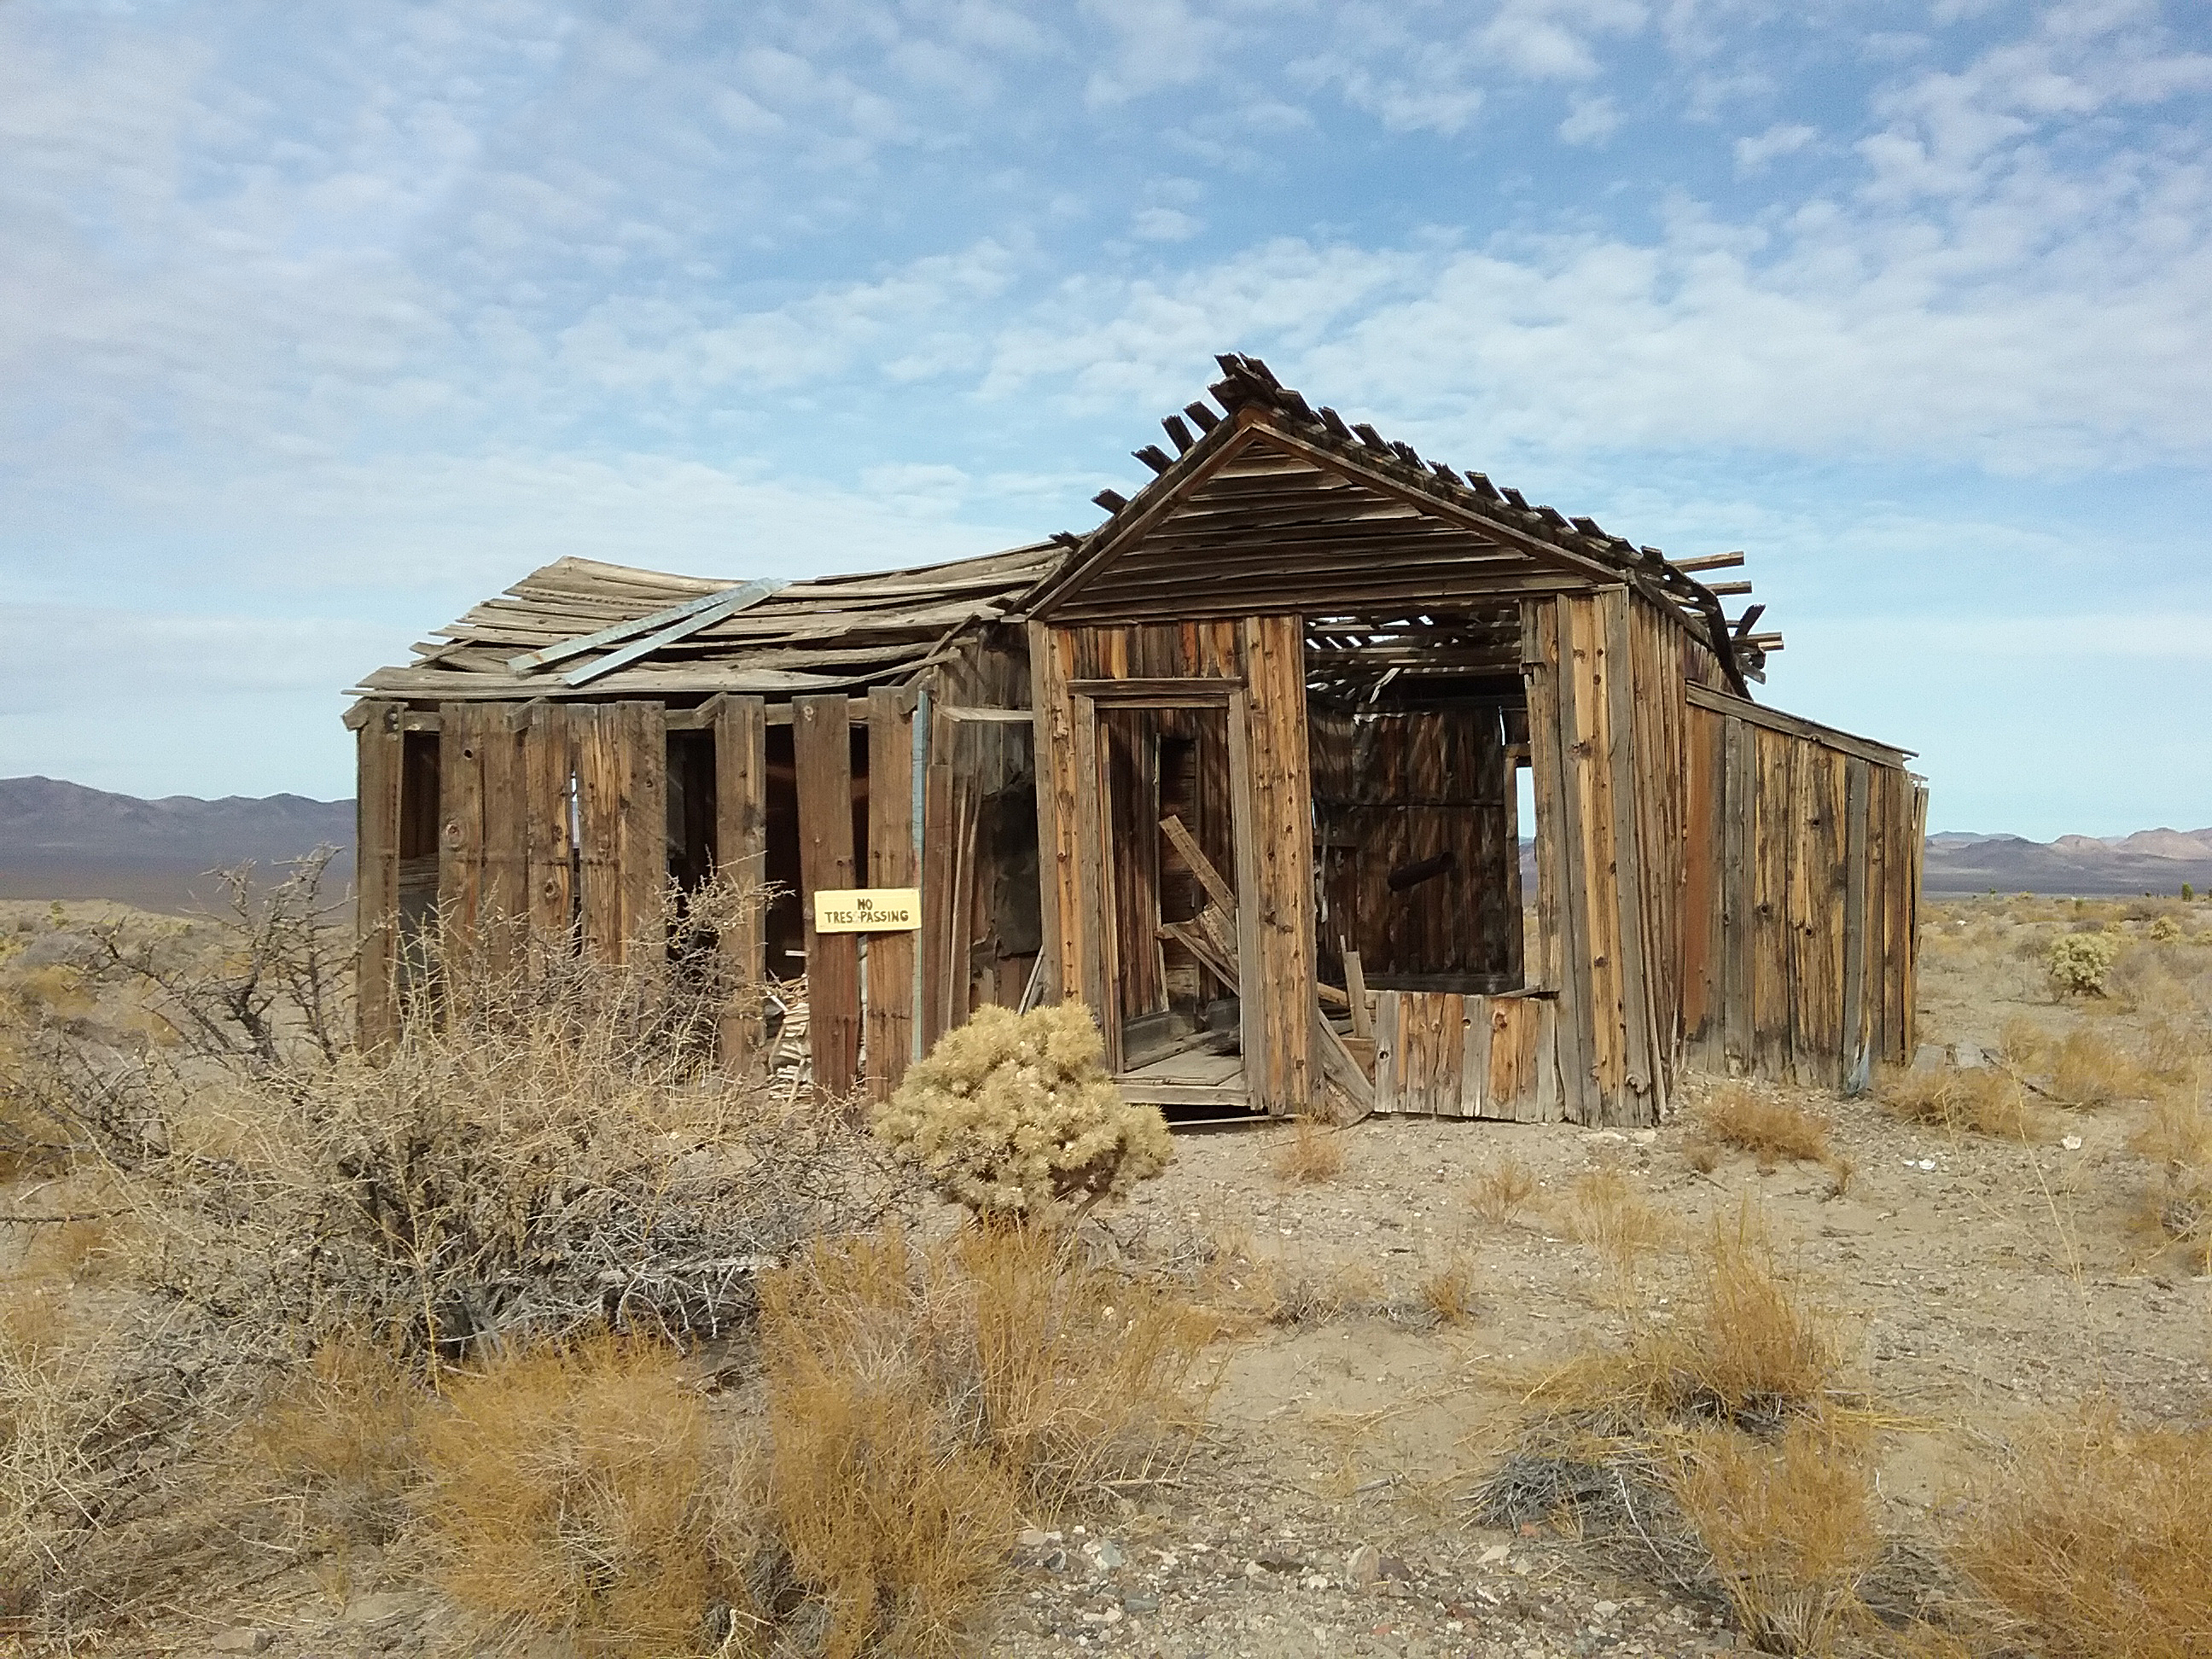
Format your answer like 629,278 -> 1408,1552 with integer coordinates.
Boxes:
812,888 -> 923,934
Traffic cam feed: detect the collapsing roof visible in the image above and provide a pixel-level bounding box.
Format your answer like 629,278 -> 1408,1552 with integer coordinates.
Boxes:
350,353 -> 1778,706
349,543 -> 1058,702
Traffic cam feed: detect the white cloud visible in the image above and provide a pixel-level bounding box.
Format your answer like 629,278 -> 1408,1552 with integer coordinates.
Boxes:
1734,121 -> 1816,172
1079,0 -> 1232,105
1481,0 -> 1644,81
1132,206 -> 1203,242
1559,94 -> 1623,145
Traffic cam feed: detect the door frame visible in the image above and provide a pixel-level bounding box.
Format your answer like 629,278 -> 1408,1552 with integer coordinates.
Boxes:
1068,678 -> 1260,1080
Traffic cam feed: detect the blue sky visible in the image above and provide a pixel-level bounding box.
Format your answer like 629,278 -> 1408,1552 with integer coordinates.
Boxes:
1,0 -> 2207,836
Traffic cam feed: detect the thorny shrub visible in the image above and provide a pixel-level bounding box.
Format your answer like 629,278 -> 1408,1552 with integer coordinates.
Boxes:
1668,1412 -> 1882,1656
2000,1017 -> 2158,1109
1561,1167 -> 1674,1273
1468,1155 -> 1537,1225
136,906 -> 905,1363
875,1002 -> 1172,1224
2129,1093 -> 2212,1271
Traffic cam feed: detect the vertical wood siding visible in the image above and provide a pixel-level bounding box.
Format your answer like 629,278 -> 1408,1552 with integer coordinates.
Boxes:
1679,701 -> 1924,1089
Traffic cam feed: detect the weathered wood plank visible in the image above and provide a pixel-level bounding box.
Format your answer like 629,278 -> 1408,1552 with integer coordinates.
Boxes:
1462,992 -> 1493,1118
1030,622 -> 1080,1006
1242,615 -> 1315,1115
480,704 -> 527,973
866,688 -> 917,1098
1162,813 -> 1237,915
437,701 -> 487,951
615,702 -> 667,966
1565,597 -> 1626,1122
523,704 -> 575,958
1070,692 -> 1113,1062
355,704 -> 404,1051
1842,755 -> 1871,1095
794,693 -> 860,1098
1684,680 -> 1912,770
1680,705 -> 1722,1068
1720,716 -> 1754,1076
1225,688 -> 1270,1107
1599,587 -> 1656,1123
1750,729 -> 1792,1082
919,748 -> 954,1049
711,695 -> 767,1061
1372,989 -> 1401,1115
1524,597 -> 1595,1122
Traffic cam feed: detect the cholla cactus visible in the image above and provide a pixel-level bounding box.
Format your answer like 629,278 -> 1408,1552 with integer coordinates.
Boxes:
2046,933 -> 2119,998
875,1002 -> 1172,1222
2149,916 -> 2182,943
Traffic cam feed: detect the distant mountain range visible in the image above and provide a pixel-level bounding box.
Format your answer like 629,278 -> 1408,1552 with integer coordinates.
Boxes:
3,776 -> 2206,912
1922,827 -> 2212,896
0,776 -> 354,911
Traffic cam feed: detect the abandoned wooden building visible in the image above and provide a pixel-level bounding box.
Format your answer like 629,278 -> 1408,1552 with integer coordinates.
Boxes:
346,353 -> 1927,1126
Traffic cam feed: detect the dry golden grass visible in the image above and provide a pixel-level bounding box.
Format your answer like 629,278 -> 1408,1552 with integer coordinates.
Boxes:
1475,1209 -> 1867,1646
1880,1062 -> 2048,1141
2003,1020 -> 2157,1109
416,1333 -> 729,1654
751,1224 -> 1222,1656
1420,1252 -> 1478,1325
1468,1155 -> 1536,1225
2129,1094 -> 2212,1271
1561,1167 -> 1673,1272
1956,1408 -> 2212,1659
1667,1410 -> 1881,1656
1534,1206 -> 1842,1425
236,1339 -> 422,1548
1200,1245 -> 1382,1330
1695,1084 -> 1832,1169
1267,1115 -> 1346,1185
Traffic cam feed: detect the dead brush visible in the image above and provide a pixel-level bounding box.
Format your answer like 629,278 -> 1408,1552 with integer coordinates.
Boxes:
1201,1250 -> 1382,1330
1694,1083 -> 1833,1170
415,1332 -> 733,1654
1267,1115 -> 1347,1185
745,1224 -> 1224,1656
0,1298 -> 256,1627
131,882 -> 906,1364
1880,1062 -> 2048,1141
1468,1155 -> 1537,1225
1954,1406 -> 2212,1659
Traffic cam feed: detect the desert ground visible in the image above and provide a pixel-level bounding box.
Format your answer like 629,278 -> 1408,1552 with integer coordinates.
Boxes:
3,889 -> 2208,1659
